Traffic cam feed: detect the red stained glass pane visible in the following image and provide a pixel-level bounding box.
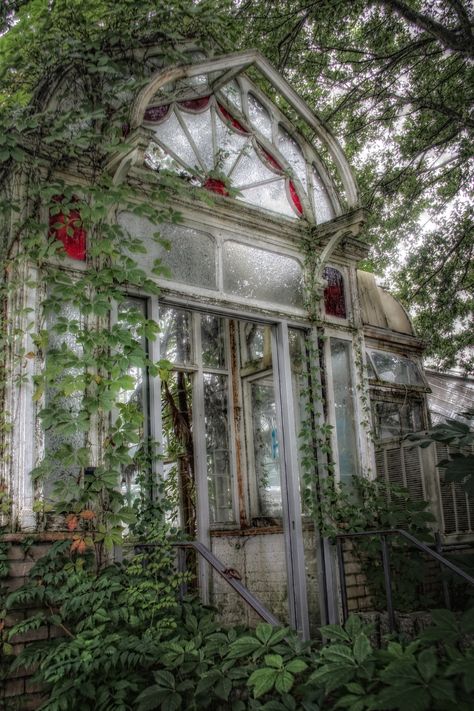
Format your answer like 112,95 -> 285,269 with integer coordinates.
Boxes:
204,178 -> 229,196
217,103 -> 249,134
323,267 -> 346,318
256,143 -> 283,173
49,196 -> 86,261
144,105 -> 170,122
289,181 -> 303,214
178,96 -> 210,111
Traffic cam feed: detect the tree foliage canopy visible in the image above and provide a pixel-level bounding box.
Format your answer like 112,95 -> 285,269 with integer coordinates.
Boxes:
0,0 -> 473,371
234,0 -> 473,371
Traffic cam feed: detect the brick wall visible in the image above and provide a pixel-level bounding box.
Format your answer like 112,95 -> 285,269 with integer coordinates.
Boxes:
1,533 -> 70,710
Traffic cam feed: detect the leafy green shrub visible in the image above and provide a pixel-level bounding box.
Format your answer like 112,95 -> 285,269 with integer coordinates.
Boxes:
5,531 -> 474,711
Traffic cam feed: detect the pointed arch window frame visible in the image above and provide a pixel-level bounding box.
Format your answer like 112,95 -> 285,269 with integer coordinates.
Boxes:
122,51 -> 359,226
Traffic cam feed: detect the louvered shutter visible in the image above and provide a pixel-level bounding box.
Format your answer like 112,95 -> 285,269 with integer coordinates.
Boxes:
436,442 -> 473,535
375,443 -> 425,501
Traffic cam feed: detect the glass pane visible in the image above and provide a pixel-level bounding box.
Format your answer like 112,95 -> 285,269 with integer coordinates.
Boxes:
330,338 -> 360,484
231,147 -> 279,186
223,241 -> 304,307
365,353 -> 377,379
145,140 -> 191,175
240,323 -> 272,367
374,401 -> 424,440
44,303 -> 85,496
204,373 -> 233,523
248,93 -> 272,140
312,167 -> 335,224
238,180 -> 296,217
159,306 -> 193,365
323,267 -> 346,318
250,379 -> 282,518
201,314 -> 226,369
151,109 -> 199,170
179,107 -> 214,170
161,371 -> 195,534
118,213 -> 217,290
117,299 -> 147,507
277,126 -> 307,189
214,113 -> 250,174
220,80 -> 242,110
369,349 -> 424,386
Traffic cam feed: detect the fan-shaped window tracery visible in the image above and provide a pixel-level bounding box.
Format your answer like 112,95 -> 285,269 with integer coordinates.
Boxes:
143,81 -> 337,224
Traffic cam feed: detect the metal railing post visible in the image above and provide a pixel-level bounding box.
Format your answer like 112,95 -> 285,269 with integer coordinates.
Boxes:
335,537 -> 349,624
435,531 -> 451,610
380,534 -> 395,632
177,546 -> 188,602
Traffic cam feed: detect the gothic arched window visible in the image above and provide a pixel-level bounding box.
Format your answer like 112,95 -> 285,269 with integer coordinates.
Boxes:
142,80 -> 337,224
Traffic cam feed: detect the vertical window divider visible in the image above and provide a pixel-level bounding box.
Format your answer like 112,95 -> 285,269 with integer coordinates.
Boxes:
192,310 -> 211,604
148,297 -> 164,499
273,321 -> 310,639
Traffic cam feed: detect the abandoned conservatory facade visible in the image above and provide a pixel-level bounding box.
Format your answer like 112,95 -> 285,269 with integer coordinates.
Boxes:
2,48 -> 467,639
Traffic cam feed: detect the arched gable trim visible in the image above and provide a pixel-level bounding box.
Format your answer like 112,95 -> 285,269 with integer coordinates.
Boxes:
128,50 -> 359,209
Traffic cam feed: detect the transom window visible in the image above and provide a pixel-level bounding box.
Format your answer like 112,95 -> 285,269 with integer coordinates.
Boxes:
143,83 -> 337,223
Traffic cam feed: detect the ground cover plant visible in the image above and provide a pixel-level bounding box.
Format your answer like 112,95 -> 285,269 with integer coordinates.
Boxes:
3,530 -> 474,711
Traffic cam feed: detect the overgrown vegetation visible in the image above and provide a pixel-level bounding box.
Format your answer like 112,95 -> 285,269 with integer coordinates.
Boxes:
0,2 -> 472,709
4,549 -> 474,711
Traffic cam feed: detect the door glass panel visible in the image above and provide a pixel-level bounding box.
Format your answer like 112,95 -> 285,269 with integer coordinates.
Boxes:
250,378 -> 282,518
161,370 -> 195,535
204,373 -> 233,523
330,338 -> 360,485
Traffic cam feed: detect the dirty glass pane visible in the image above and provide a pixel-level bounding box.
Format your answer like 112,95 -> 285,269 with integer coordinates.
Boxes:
278,126 -> 307,189
161,371 -> 195,534
374,401 -> 424,440
248,93 -> 272,140
240,323 -> 273,367
118,213 -> 217,289
312,168 -> 335,224
365,352 -> 377,379
117,298 -> 148,507
369,349 -> 424,386
179,108 -> 214,169
151,110 -> 198,170
214,114 -> 249,174
330,338 -> 360,485
251,379 -> 282,518
145,141 -> 191,175
204,373 -> 233,523
159,306 -> 193,365
231,147 -> 279,186
201,314 -> 226,369
223,241 -> 304,307
238,180 -> 296,217
220,80 -> 242,110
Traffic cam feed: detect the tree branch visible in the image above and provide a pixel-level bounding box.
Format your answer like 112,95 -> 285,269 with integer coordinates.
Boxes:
370,0 -> 474,56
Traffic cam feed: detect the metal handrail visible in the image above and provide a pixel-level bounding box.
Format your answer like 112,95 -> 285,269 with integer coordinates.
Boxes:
333,528 -> 474,631
136,540 -> 281,627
